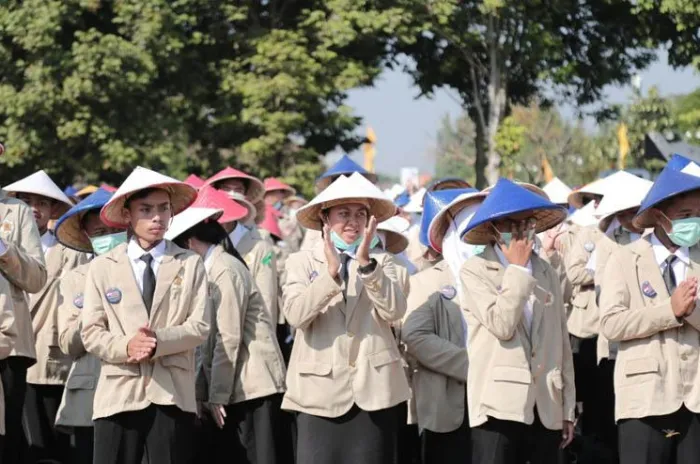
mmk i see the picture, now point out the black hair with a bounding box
[79,209,101,231]
[124,187,171,209]
[172,220,248,269]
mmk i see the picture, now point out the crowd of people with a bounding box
[0,148,699,464]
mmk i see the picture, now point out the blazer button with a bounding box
[349,360,356,368]
[681,353,688,361]
[531,351,536,358]
[347,331,355,338]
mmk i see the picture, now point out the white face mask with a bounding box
[289,208,298,220]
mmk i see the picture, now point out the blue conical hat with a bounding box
[667,153,693,172]
[633,165,700,228]
[425,188,485,252]
[420,189,475,249]
[462,178,567,245]
[394,191,410,208]
[316,154,378,191]
[425,177,471,193]
[55,188,114,252]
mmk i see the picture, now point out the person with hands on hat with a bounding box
[599,164,700,464]
[282,173,408,464]
[80,167,210,464]
[52,188,123,464]
[460,178,575,464]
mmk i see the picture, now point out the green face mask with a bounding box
[499,232,513,247]
[668,218,700,247]
[90,232,128,256]
[330,231,379,252]
[470,245,486,256]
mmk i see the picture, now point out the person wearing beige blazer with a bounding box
[166,207,289,464]
[460,179,576,464]
[0,186,47,464]
[402,188,485,464]
[0,273,17,457]
[599,165,700,464]
[81,168,210,464]
[53,188,123,464]
[2,169,79,463]
[283,173,408,464]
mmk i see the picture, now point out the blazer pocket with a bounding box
[297,362,332,376]
[66,374,95,390]
[102,363,140,377]
[161,353,192,371]
[492,366,532,384]
[623,357,659,377]
[369,349,400,369]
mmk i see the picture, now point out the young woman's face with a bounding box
[124,190,172,243]
[326,203,369,243]
[217,179,247,197]
[17,193,55,232]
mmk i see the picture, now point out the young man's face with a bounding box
[661,191,700,222]
[82,211,120,240]
[17,193,55,233]
[124,190,172,244]
[217,179,247,197]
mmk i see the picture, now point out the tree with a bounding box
[671,87,700,138]
[432,113,476,182]
[392,0,678,188]
[0,0,412,193]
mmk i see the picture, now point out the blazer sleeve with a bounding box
[283,253,342,330]
[208,268,246,405]
[460,261,536,341]
[81,266,131,364]
[0,279,16,359]
[599,253,682,342]
[359,255,407,323]
[152,259,211,359]
[58,272,86,358]
[402,296,468,381]
[0,204,47,293]
[564,232,595,287]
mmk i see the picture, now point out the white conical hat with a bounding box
[377,215,410,254]
[3,170,73,218]
[101,166,198,228]
[542,177,572,205]
[682,162,700,178]
[596,175,653,231]
[165,207,223,241]
[402,188,426,213]
[568,171,643,209]
[569,201,599,227]
[296,172,396,230]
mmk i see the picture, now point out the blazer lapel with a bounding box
[343,257,364,326]
[686,246,700,282]
[150,242,184,321]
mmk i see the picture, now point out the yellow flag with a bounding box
[618,123,630,169]
[541,154,555,183]
[363,127,376,173]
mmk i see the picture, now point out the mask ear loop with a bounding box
[490,223,506,247]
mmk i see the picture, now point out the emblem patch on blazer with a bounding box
[309,270,318,282]
[584,242,595,253]
[496,285,503,294]
[105,288,122,304]
[440,285,457,300]
[73,294,84,309]
[641,281,657,298]
[173,275,183,287]
[262,251,273,267]
[0,219,13,237]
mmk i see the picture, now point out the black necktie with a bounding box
[340,253,351,302]
[141,254,156,314]
[663,255,678,295]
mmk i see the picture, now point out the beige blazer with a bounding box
[197,246,286,406]
[405,225,432,273]
[237,227,279,329]
[55,263,101,429]
[599,237,700,421]
[402,261,467,433]
[282,243,410,417]
[81,241,210,420]
[27,243,88,384]
[0,274,17,435]
[300,228,322,251]
[0,191,47,361]
[564,225,603,338]
[460,245,576,430]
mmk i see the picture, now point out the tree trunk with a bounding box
[485,16,506,186]
[473,113,488,189]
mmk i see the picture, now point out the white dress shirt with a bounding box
[0,238,6,255]
[41,231,58,257]
[229,223,249,247]
[494,245,534,333]
[651,233,689,284]
[203,245,216,273]
[126,239,166,294]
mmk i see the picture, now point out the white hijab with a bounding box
[441,202,484,300]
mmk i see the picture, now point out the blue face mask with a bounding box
[273,201,283,211]
[90,232,128,256]
[668,218,700,247]
[330,231,379,251]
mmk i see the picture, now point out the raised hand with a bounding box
[356,215,378,267]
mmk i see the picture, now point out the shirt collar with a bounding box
[494,244,532,271]
[650,233,690,267]
[41,231,57,250]
[203,245,216,272]
[127,237,166,263]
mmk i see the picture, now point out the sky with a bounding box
[333,51,700,176]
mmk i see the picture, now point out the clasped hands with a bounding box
[126,325,157,363]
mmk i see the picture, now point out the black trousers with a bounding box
[72,426,94,464]
[0,357,30,464]
[296,404,401,464]
[422,414,471,464]
[23,383,72,463]
[471,414,562,464]
[618,406,700,464]
[93,404,194,464]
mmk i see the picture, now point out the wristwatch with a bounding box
[358,258,377,275]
